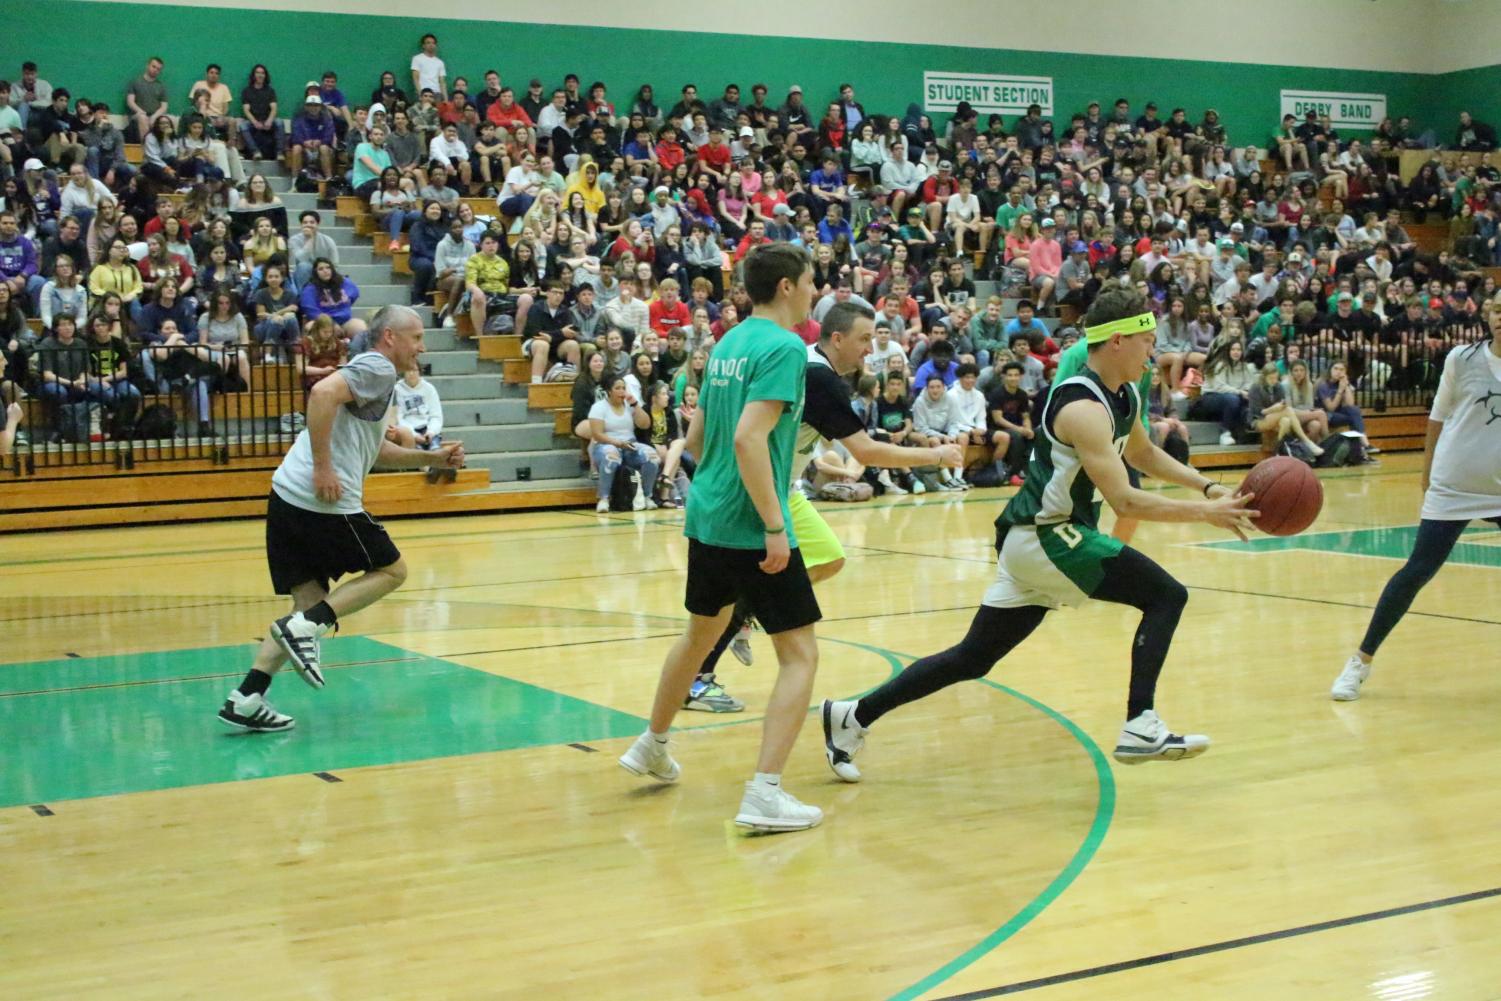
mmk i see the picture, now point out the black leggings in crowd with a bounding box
[854,545,1189,727]
[1360,517,1499,656]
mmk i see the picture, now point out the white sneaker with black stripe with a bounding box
[821,699,868,782]
[271,612,331,689]
[217,691,295,732]
[1113,710,1209,764]
[1330,654,1371,701]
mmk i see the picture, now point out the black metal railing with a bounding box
[8,344,307,473]
[1247,320,1490,412]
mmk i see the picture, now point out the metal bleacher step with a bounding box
[443,399,533,427]
[445,423,564,453]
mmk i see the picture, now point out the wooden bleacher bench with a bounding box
[335,195,365,220]
[553,408,574,435]
[477,335,521,361]
[502,358,530,383]
[527,382,571,409]
[124,143,143,166]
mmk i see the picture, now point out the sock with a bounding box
[752,772,780,791]
[649,729,669,743]
[237,669,272,697]
[303,601,338,628]
[850,699,870,730]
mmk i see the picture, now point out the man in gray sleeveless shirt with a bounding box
[218,305,465,732]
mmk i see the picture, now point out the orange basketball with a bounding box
[1237,456,1324,536]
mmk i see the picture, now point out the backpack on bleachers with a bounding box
[134,404,177,440]
[609,468,639,512]
[57,402,91,444]
[1316,431,1365,467]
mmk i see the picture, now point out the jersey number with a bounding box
[1054,524,1084,549]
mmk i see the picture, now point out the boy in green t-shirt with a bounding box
[619,243,828,834]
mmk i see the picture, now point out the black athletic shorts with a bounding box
[265,490,402,594]
[1126,463,1141,489]
[684,539,821,635]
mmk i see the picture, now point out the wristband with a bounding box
[1202,481,1216,497]
[764,524,786,535]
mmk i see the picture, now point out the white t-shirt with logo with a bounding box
[272,351,398,514]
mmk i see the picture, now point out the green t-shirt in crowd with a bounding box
[1049,338,1151,430]
[683,315,807,550]
[127,74,168,116]
[995,201,1025,231]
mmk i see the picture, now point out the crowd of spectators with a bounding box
[3,39,1499,472]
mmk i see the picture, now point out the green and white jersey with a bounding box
[997,367,1140,533]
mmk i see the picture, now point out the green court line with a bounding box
[1198,524,1501,568]
[837,645,1117,1001]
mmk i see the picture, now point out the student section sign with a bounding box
[1280,90,1387,130]
[924,72,1054,117]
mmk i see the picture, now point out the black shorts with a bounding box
[1126,463,1141,489]
[265,490,402,594]
[684,539,821,635]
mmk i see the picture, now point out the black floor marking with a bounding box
[29,804,54,816]
[929,884,1501,999]
[313,772,342,783]
[63,652,80,658]
[567,743,598,753]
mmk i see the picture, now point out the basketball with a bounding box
[1237,456,1324,536]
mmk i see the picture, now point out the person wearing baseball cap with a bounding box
[290,90,335,178]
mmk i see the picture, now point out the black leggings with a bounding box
[697,599,750,678]
[855,545,1189,726]
[1360,517,1497,656]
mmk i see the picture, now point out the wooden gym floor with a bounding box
[3,450,1500,1000]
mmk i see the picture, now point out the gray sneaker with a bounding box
[683,676,745,713]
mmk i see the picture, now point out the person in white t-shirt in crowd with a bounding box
[588,374,659,513]
[388,364,452,482]
[865,320,907,376]
[410,34,447,101]
[945,362,988,450]
[428,122,472,190]
[945,177,982,258]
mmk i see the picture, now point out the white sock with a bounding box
[752,772,781,791]
[649,729,669,743]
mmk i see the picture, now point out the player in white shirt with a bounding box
[1332,307,1501,700]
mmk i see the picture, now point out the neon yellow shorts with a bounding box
[791,491,844,569]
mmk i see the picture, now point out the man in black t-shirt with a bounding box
[985,361,1032,483]
[685,302,964,714]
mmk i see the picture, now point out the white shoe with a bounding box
[730,623,754,666]
[911,478,927,494]
[596,497,610,513]
[631,475,647,511]
[734,781,822,832]
[531,375,542,384]
[877,469,895,489]
[883,473,908,495]
[217,690,295,732]
[1331,654,1371,701]
[1113,710,1209,764]
[1218,431,1236,446]
[954,475,972,491]
[821,699,867,782]
[441,314,457,328]
[618,731,680,782]
[270,612,331,689]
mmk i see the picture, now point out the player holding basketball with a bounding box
[218,305,464,732]
[681,300,965,713]
[820,288,1256,780]
[618,244,832,832]
[1332,309,1501,700]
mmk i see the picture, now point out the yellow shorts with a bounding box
[791,491,844,569]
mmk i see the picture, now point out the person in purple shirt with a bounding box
[289,95,337,179]
[0,210,43,310]
[298,257,362,335]
[808,154,847,220]
[912,336,959,395]
[317,71,351,134]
